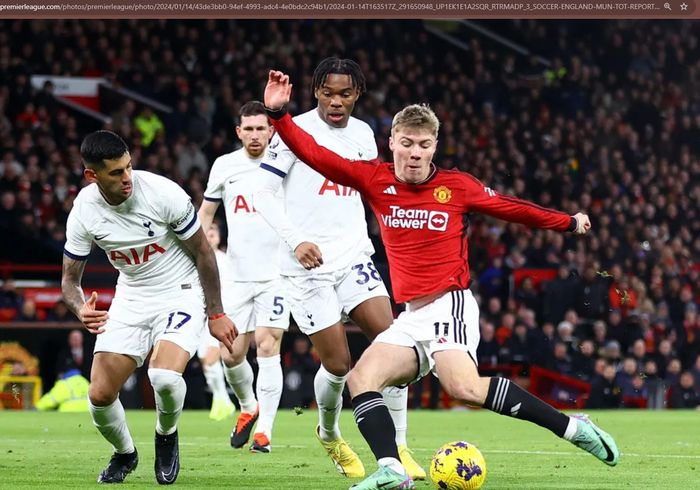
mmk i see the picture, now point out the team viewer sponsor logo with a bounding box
[380,205,449,231]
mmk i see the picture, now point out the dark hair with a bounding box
[80,130,128,169]
[311,57,366,96]
[239,100,266,118]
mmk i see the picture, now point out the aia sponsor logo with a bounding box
[318,179,358,197]
[110,243,166,265]
[233,195,256,213]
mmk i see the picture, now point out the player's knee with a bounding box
[220,347,246,367]
[221,354,247,368]
[347,367,379,395]
[324,359,350,377]
[148,368,182,395]
[443,380,481,404]
[88,383,118,407]
[255,335,280,357]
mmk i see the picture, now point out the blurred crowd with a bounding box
[0,19,698,408]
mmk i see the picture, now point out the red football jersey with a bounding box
[271,113,573,303]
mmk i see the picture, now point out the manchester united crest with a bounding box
[433,185,452,204]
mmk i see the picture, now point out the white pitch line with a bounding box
[3,440,699,460]
[186,443,700,460]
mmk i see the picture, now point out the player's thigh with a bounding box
[348,296,393,341]
[285,275,342,334]
[309,321,351,376]
[89,352,137,404]
[94,306,153,368]
[348,342,418,395]
[150,340,193,373]
[428,289,485,403]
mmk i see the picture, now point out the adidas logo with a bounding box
[383,185,397,195]
[510,402,521,417]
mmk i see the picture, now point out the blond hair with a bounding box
[391,104,440,137]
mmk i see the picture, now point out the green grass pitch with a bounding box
[1,409,698,488]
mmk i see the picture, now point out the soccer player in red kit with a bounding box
[263,70,619,490]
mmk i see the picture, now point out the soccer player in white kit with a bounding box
[199,101,290,453]
[196,222,236,422]
[61,130,236,485]
[254,58,424,479]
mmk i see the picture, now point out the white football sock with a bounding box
[255,355,283,438]
[383,385,408,446]
[563,416,579,440]
[203,361,230,402]
[224,360,257,414]
[314,365,346,442]
[89,398,135,454]
[378,457,407,475]
[148,368,186,436]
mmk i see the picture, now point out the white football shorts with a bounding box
[374,289,480,380]
[286,253,389,335]
[222,277,290,335]
[95,284,207,368]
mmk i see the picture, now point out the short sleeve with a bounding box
[64,207,92,260]
[203,157,224,202]
[365,127,379,160]
[162,180,201,240]
[260,133,296,179]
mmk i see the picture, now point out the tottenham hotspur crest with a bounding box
[433,185,452,204]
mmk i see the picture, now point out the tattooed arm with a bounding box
[61,254,108,334]
[181,226,237,352]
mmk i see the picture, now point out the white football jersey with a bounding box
[204,148,282,281]
[261,109,377,275]
[64,171,201,299]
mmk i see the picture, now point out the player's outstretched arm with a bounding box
[181,227,237,352]
[263,70,374,193]
[61,255,108,334]
[466,177,590,234]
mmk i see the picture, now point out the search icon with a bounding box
[664,2,672,9]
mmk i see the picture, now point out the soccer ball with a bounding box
[429,441,487,490]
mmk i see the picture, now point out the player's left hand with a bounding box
[572,212,591,234]
[264,70,292,110]
[208,315,237,353]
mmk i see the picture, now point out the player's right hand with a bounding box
[295,242,323,270]
[79,291,109,335]
[209,315,237,354]
[264,70,293,110]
